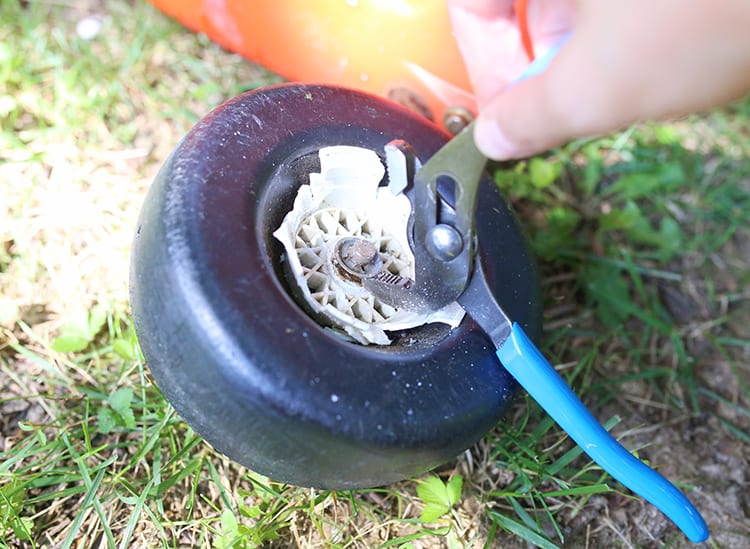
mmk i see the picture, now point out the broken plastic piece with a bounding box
[274,146,464,345]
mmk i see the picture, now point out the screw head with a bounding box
[335,237,383,278]
[426,224,463,261]
[443,106,474,135]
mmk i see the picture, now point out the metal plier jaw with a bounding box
[382,121,487,313]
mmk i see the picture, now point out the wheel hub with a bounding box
[273,145,465,345]
[130,84,541,489]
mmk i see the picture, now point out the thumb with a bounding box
[473,77,573,161]
[473,33,620,160]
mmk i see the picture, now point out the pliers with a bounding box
[374,51,709,544]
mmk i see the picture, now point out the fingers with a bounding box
[447,0,524,106]
[452,0,628,159]
[473,33,612,159]
[473,75,578,160]
[472,2,671,160]
[448,0,576,111]
[446,0,514,19]
[472,0,750,160]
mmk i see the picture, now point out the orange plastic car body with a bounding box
[148,0,477,130]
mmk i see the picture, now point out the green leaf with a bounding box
[604,162,685,200]
[109,387,133,415]
[112,338,136,360]
[652,124,680,146]
[87,305,108,339]
[97,407,118,434]
[18,421,47,444]
[599,200,641,232]
[119,406,136,429]
[417,475,463,522]
[11,516,34,541]
[528,157,561,188]
[51,335,90,353]
[60,309,91,338]
[417,476,449,506]
[109,388,136,429]
[420,502,450,523]
[628,216,683,260]
[584,264,632,327]
[532,207,582,259]
[657,217,682,247]
[494,162,548,202]
[97,388,136,432]
[215,508,241,549]
[240,504,262,519]
[0,480,26,522]
[445,475,463,506]
[220,508,238,535]
[51,305,109,353]
[581,143,603,194]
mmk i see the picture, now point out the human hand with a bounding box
[448,0,750,160]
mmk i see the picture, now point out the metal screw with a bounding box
[426,224,463,261]
[335,237,383,279]
[443,106,474,135]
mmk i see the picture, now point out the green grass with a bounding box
[2,0,749,547]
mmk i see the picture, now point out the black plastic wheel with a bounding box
[130,83,542,489]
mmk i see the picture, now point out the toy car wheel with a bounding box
[130,83,541,489]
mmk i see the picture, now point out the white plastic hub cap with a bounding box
[274,146,464,345]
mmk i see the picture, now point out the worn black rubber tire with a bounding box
[130,83,542,489]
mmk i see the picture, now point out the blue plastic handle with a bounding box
[497,322,709,543]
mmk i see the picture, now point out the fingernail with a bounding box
[474,115,517,160]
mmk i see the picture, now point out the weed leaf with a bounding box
[97,388,136,432]
[215,508,239,548]
[584,265,632,327]
[112,338,136,360]
[110,388,136,429]
[446,475,463,506]
[605,162,685,200]
[420,502,450,523]
[109,388,133,416]
[52,335,90,353]
[417,475,463,522]
[220,508,237,533]
[52,305,108,353]
[417,476,449,506]
[529,157,561,188]
[11,515,34,541]
[599,200,641,232]
[97,407,118,434]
